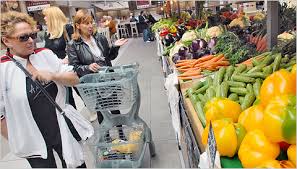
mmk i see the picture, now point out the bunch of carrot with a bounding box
[249,34,267,52]
[175,54,230,80]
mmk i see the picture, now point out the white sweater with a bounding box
[0,48,89,167]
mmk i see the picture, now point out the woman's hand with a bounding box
[32,70,54,83]
[88,63,100,72]
[114,38,128,47]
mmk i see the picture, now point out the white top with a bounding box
[83,36,105,61]
[0,48,91,167]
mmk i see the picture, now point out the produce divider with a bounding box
[154,2,296,167]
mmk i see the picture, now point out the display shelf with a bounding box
[179,94,200,168]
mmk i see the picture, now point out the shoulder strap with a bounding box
[6,55,64,114]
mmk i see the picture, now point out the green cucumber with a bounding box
[224,66,235,81]
[247,65,264,73]
[198,94,206,104]
[241,93,256,110]
[243,72,268,79]
[205,76,213,86]
[220,82,229,98]
[239,96,245,104]
[191,81,204,91]
[228,93,239,101]
[233,64,247,75]
[261,55,274,66]
[206,87,216,102]
[263,65,273,75]
[195,101,206,127]
[246,84,253,93]
[230,87,248,95]
[216,67,226,85]
[252,58,260,66]
[194,84,209,94]
[216,84,221,97]
[253,79,262,97]
[226,81,246,88]
[231,75,256,83]
[272,54,282,72]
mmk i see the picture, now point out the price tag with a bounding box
[207,121,217,168]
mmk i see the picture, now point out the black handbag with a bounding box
[7,55,82,141]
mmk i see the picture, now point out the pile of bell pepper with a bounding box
[200,68,296,168]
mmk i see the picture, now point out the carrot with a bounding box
[178,75,203,80]
[176,59,196,63]
[179,69,201,77]
[191,55,214,67]
[175,62,191,67]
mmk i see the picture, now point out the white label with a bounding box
[27,4,50,12]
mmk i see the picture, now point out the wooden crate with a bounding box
[181,87,206,153]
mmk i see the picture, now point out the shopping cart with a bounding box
[76,63,156,168]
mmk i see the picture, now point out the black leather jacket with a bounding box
[44,24,73,59]
[67,33,120,77]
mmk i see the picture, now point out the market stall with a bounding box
[154,1,296,168]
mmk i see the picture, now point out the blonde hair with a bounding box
[42,6,67,39]
[1,11,36,46]
[72,9,94,40]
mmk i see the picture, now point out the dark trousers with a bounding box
[26,143,86,168]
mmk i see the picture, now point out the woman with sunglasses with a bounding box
[42,6,78,110]
[0,11,87,168]
[68,9,127,126]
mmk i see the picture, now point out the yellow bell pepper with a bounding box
[260,69,296,107]
[287,145,296,166]
[238,129,280,168]
[238,104,264,132]
[204,98,241,124]
[263,95,296,144]
[202,119,245,157]
[258,160,295,168]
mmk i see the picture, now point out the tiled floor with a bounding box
[0,38,182,168]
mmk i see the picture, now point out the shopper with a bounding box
[67,9,128,125]
[42,6,77,109]
[105,16,117,36]
[146,11,157,25]
[0,11,86,168]
[129,12,138,22]
[138,11,153,42]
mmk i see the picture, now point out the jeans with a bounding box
[143,28,152,42]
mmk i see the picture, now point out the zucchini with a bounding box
[191,81,204,91]
[261,55,274,66]
[241,93,256,110]
[224,66,235,81]
[253,79,262,97]
[239,96,245,105]
[195,101,206,127]
[244,72,268,79]
[272,54,282,72]
[263,65,273,75]
[233,64,247,75]
[231,75,256,83]
[246,84,253,93]
[216,84,221,97]
[220,82,229,98]
[230,87,248,95]
[216,67,226,85]
[205,76,213,86]
[228,93,239,101]
[247,65,264,73]
[197,94,206,105]
[226,81,246,88]
[206,87,216,102]
[194,84,209,94]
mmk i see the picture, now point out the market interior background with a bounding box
[1,0,297,168]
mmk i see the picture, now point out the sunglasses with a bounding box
[9,32,37,42]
